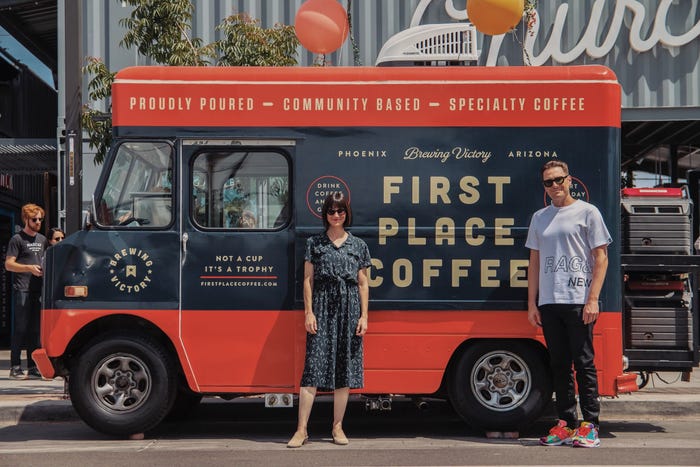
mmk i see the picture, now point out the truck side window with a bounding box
[191,151,289,230]
[95,141,174,228]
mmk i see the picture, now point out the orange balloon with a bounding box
[467,0,525,35]
[295,0,349,54]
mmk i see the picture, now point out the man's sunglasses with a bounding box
[542,176,568,188]
[327,208,347,215]
[31,217,44,223]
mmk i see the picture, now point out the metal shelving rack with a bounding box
[621,254,700,371]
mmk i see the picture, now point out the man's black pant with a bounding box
[539,303,600,428]
[10,290,41,368]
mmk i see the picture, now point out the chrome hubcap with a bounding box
[470,350,531,412]
[91,353,152,413]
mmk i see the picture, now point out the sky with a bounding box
[0,25,54,88]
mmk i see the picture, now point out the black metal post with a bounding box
[669,144,679,184]
[64,0,83,234]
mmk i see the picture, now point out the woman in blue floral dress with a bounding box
[287,192,371,448]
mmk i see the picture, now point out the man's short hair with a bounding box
[541,160,569,176]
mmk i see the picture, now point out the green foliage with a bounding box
[522,0,538,65]
[525,0,538,33]
[81,107,112,166]
[81,57,115,165]
[83,0,301,164]
[119,0,214,66]
[84,56,116,101]
[215,14,299,66]
[347,0,362,65]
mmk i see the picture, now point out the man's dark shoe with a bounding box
[26,367,45,380]
[9,366,26,380]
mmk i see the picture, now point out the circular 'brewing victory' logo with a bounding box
[109,247,154,293]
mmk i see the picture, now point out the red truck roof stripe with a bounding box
[112,66,621,128]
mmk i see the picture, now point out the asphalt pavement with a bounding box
[1,349,700,427]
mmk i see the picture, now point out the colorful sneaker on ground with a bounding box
[573,421,600,448]
[539,419,574,446]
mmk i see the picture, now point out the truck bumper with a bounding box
[31,348,56,379]
[616,372,639,394]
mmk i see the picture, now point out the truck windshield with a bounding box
[95,141,174,228]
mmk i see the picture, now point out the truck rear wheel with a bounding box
[447,340,551,431]
[69,334,176,436]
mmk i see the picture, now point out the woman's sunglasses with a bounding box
[327,208,347,215]
[52,236,64,242]
[542,176,568,188]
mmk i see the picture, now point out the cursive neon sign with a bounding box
[411,0,700,66]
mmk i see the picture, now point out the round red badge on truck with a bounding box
[306,175,351,218]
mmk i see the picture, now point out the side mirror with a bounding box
[83,196,96,231]
[82,209,92,231]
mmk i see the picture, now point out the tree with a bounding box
[216,14,298,67]
[82,0,299,164]
[81,57,116,165]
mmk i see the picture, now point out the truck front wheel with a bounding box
[69,334,176,436]
[447,340,552,432]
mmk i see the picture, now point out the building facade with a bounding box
[0,49,57,347]
[70,0,699,196]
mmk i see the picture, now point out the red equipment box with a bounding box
[622,187,684,198]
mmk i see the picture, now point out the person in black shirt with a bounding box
[5,203,47,380]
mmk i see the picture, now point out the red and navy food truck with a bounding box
[33,65,637,436]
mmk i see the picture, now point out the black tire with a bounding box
[447,340,552,431]
[69,333,177,436]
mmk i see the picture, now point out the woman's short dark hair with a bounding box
[321,192,351,229]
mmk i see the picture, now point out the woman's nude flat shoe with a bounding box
[287,431,308,448]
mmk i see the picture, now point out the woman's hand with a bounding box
[357,266,369,336]
[302,262,316,334]
[356,315,368,336]
[305,312,317,334]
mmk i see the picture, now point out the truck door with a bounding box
[178,139,296,390]
[89,140,179,307]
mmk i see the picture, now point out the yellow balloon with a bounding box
[467,0,525,35]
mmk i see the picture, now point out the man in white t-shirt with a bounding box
[526,161,611,448]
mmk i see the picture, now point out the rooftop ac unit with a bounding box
[376,23,479,67]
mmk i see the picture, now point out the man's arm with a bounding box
[5,256,43,277]
[583,244,608,324]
